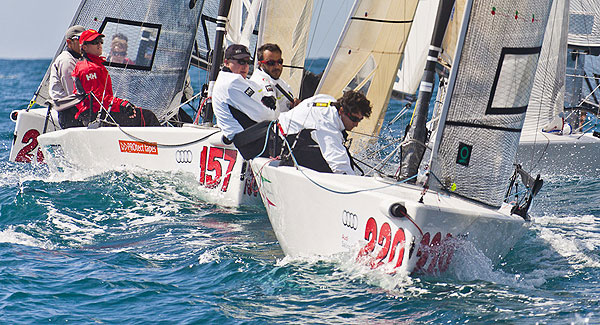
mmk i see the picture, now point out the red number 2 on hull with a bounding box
[358,217,405,269]
[199,146,237,192]
[15,129,44,163]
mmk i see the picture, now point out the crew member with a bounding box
[72,29,160,126]
[250,43,300,113]
[278,90,372,175]
[212,44,278,144]
[49,25,85,129]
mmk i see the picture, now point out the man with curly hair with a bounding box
[277,90,372,175]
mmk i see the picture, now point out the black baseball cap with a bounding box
[224,44,252,60]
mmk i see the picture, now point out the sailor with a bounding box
[49,25,86,129]
[72,29,160,127]
[278,90,372,175]
[212,44,278,145]
[250,43,300,113]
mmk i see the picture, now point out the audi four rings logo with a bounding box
[341,210,358,230]
[175,150,193,163]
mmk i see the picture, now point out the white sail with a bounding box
[430,0,552,207]
[523,0,569,135]
[316,0,419,150]
[568,0,600,49]
[226,0,262,47]
[257,0,313,96]
[393,0,440,97]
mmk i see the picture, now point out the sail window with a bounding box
[569,14,594,35]
[486,47,541,115]
[345,55,376,94]
[98,18,161,71]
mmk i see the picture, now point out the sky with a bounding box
[0,0,354,60]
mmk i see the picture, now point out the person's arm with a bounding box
[311,116,355,175]
[73,63,124,113]
[49,56,77,102]
[228,78,278,122]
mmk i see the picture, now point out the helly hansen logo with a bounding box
[85,73,97,81]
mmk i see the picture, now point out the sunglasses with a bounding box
[69,36,79,41]
[345,112,363,123]
[112,51,127,56]
[86,38,103,45]
[260,59,284,66]
[235,59,251,65]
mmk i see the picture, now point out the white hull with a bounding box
[251,158,527,275]
[9,108,59,163]
[36,125,262,208]
[517,131,600,176]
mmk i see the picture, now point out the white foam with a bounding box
[0,226,55,249]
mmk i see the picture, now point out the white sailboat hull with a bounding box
[37,125,263,208]
[251,158,527,275]
[517,131,600,176]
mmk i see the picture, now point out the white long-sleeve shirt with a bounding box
[212,69,278,140]
[250,68,295,113]
[278,94,354,175]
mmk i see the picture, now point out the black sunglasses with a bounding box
[260,59,284,66]
[235,59,251,65]
[86,38,103,45]
[345,112,363,123]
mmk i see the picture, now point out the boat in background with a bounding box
[517,0,600,176]
[8,0,313,208]
[252,0,548,274]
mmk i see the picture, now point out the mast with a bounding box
[201,0,233,125]
[399,0,456,181]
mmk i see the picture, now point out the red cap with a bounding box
[79,29,104,46]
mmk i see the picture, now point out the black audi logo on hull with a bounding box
[176,150,193,163]
[342,210,358,230]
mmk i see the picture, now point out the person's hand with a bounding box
[290,98,301,109]
[120,101,137,118]
[261,96,277,110]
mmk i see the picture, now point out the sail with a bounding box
[257,0,313,95]
[33,0,203,122]
[429,0,552,207]
[523,0,569,134]
[316,0,419,150]
[227,0,262,47]
[393,0,440,97]
[439,0,467,66]
[568,0,600,50]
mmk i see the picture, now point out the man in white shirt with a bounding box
[49,25,85,129]
[278,90,372,175]
[212,44,278,143]
[250,43,300,113]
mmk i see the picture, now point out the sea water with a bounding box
[0,58,599,323]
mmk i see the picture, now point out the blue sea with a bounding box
[1,58,599,324]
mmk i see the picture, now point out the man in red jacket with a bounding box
[72,29,159,126]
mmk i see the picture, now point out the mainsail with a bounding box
[522,0,569,134]
[33,0,203,122]
[316,0,419,150]
[568,0,600,51]
[429,0,552,207]
[257,0,314,95]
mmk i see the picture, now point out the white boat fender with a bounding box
[10,110,19,122]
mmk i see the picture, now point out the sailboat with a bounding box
[7,0,312,208]
[517,0,600,176]
[250,0,549,274]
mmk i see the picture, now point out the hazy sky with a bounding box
[0,0,353,59]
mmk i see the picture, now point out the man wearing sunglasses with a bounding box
[277,90,371,175]
[49,25,86,129]
[72,29,159,127]
[250,43,300,113]
[212,44,278,144]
